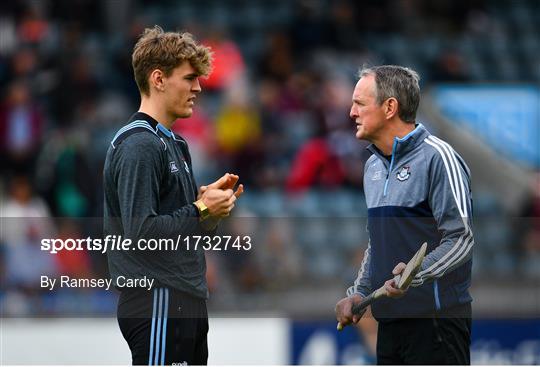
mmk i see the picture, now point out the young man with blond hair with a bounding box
[104,26,242,365]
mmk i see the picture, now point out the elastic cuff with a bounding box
[346,285,368,298]
[351,291,367,298]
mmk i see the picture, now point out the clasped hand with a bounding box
[199,173,244,219]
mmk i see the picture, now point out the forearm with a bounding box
[347,244,372,298]
[411,223,473,287]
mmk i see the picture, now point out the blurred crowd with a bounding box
[1,0,539,316]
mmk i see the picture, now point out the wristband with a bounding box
[193,199,210,220]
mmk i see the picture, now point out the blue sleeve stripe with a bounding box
[160,288,169,365]
[148,288,158,365]
[433,280,441,310]
[112,120,152,140]
[111,120,159,148]
[153,288,163,365]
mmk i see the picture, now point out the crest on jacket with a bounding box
[397,166,410,181]
[169,161,179,173]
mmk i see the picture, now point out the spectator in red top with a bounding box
[286,119,346,193]
[201,28,245,92]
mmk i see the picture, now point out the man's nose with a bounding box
[192,79,201,92]
[350,106,357,119]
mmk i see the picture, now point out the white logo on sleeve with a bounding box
[397,166,411,181]
[372,170,382,181]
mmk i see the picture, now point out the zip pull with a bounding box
[383,139,398,197]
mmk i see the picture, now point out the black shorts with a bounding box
[117,287,208,365]
[376,303,472,365]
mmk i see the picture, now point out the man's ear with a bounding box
[385,97,399,120]
[149,69,165,92]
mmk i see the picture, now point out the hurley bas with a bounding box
[40,275,155,291]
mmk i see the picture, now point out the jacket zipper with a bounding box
[383,139,398,197]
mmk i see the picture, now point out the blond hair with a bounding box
[132,26,213,96]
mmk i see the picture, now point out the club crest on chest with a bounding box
[169,161,179,173]
[397,165,411,181]
[169,160,190,174]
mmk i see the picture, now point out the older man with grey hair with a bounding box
[335,65,473,364]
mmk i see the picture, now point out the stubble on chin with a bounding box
[355,127,366,141]
[176,107,193,119]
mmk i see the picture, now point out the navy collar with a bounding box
[129,112,181,140]
[368,123,430,158]
[129,112,159,129]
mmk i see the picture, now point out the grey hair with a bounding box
[358,65,420,123]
